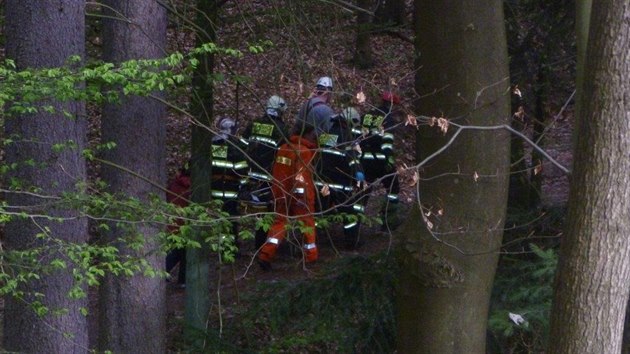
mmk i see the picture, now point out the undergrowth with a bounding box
[198,253,398,353]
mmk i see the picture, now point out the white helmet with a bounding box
[266,95,287,117]
[316,76,333,91]
[213,117,236,142]
[341,107,361,127]
[218,117,236,133]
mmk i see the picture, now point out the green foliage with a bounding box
[0,39,271,317]
[0,41,245,117]
[203,254,398,353]
[488,243,557,352]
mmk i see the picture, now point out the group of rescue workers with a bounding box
[166,76,402,281]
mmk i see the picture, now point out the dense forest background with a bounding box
[1,0,628,353]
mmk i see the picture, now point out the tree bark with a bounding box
[98,1,167,353]
[3,1,88,352]
[396,1,510,352]
[374,0,406,27]
[184,0,218,343]
[353,0,374,69]
[548,1,630,353]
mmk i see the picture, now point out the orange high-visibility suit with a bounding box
[259,135,319,263]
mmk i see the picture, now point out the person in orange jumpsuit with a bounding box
[257,131,319,270]
[258,78,335,270]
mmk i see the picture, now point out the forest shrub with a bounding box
[204,254,398,353]
[488,243,557,353]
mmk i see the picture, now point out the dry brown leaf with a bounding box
[534,162,543,175]
[514,106,525,121]
[437,117,449,134]
[411,171,420,186]
[405,114,418,128]
[356,91,366,104]
[320,184,330,196]
[513,85,522,98]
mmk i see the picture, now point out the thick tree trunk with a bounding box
[548,1,630,353]
[3,1,88,352]
[374,0,406,27]
[184,0,218,343]
[397,1,510,353]
[98,1,167,353]
[353,0,374,69]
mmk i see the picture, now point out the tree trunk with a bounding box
[3,1,88,352]
[397,1,510,353]
[353,0,374,69]
[374,0,406,27]
[548,1,630,353]
[98,1,167,353]
[184,0,218,344]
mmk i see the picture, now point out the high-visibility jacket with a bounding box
[357,105,400,204]
[317,116,363,189]
[240,114,288,182]
[259,135,319,263]
[357,105,396,173]
[210,137,249,201]
[316,117,366,247]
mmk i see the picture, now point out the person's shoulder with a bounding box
[311,102,333,114]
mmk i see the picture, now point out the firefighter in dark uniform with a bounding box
[357,91,402,230]
[240,95,289,249]
[211,117,249,250]
[316,107,366,249]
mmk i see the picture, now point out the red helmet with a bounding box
[381,91,401,105]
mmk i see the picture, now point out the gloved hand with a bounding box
[355,171,365,182]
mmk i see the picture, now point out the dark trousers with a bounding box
[320,187,367,249]
[165,248,186,284]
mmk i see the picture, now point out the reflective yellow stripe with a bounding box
[293,188,305,194]
[267,237,280,245]
[276,156,292,166]
[213,160,234,168]
[361,153,375,160]
[344,222,358,229]
[234,161,249,170]
[252,135,278,146]
[353,204,365,212]
[381,143,394,151]
[304,243,316,250]
[248,171,271,181]
[387,194,399,201]
[211,190,238,198]
[322,148,345,156]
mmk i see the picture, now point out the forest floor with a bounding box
[163,188,411,351]
[1,1,575,351]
